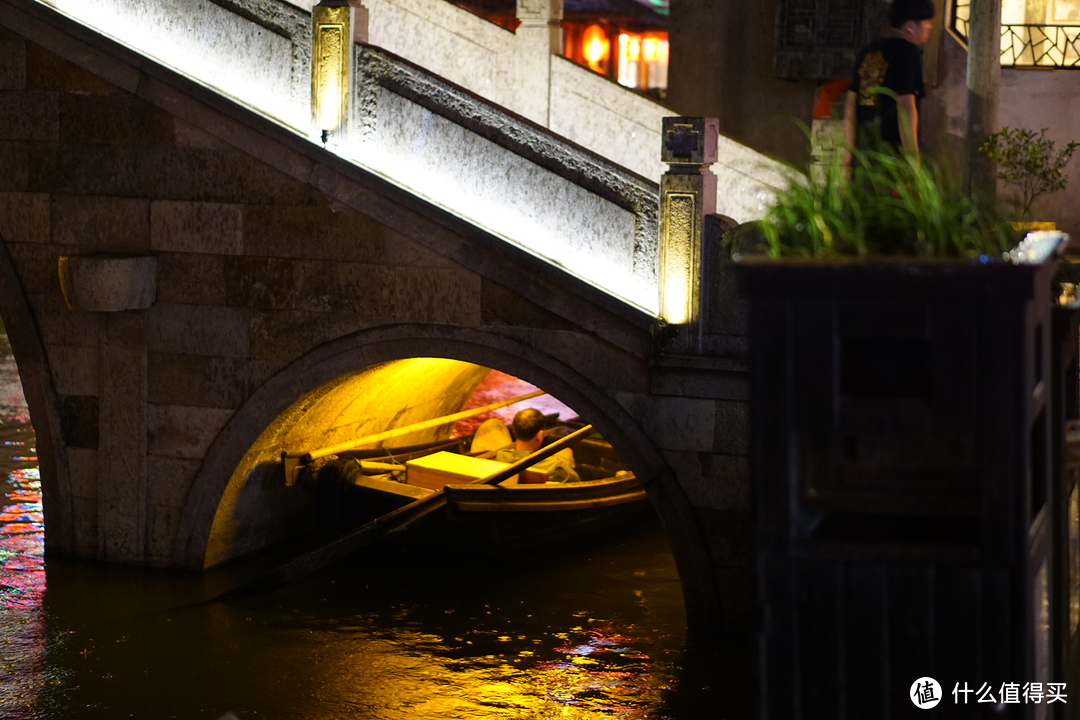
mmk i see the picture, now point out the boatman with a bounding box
[496,408,581,483]
[843,0,936,166]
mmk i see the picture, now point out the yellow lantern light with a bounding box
[581,25,610,69]
[312,3,354,138]
[627,36,641,63]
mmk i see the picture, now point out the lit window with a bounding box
[952,0,1080,68]
[616,32,668,90]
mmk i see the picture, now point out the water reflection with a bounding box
[199,528,690,720]
[19,520,689,719]
[0,344,47,719]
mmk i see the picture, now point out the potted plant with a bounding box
[980,126,1078,223]
[737,147,1067,716]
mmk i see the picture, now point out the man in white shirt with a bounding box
[495,408,581,483]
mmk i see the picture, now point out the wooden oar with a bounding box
[385,424,594,536]
[214,425,594,600]
[282,389,546,484]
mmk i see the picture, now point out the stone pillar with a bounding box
[97,313,149,562]
[59,254,157,563]
[514,0,562,126]
[964,0,1001,199]
[658,117,718,354]
[312,0,359,145]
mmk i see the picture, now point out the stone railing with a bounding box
[349,44,661,311]
[35,0,789,313]
[39,0,313,126]
[38,0,785,224]
[34,0,663,311]
[357,0,785,221]
[362,0,518,112]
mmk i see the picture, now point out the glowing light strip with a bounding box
[32,0,656,314]
[355,141,656,313]
[41,0,304,129]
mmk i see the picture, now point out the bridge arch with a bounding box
[0,239,72,554]
[176,323,720,625]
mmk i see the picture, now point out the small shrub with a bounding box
[760,146,1016,258]
[979,127,1078,218]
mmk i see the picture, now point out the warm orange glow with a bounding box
[616,33,639,88]
[642,37,657,62]
[581,25,609,67]
[570,25,668,90]
[208,357,492,564]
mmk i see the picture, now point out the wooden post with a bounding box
[658,116,718,354]
[964,0,1002,199]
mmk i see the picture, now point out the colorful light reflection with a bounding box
[526,620,672,717]
[0,421,48,720]
[362,616,677,719]
[0,465,44,607]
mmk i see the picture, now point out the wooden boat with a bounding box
[440,472,648,555]
[285,395,650,555]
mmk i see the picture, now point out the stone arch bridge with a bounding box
[0,0,751,632]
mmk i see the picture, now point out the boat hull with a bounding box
[437,475,650,555]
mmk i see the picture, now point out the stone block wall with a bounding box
[0,27,500,565]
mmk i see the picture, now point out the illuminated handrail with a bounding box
[951,1,1080,69]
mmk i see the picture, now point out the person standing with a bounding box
[843,0,936,166]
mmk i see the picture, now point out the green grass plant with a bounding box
[760,145,1017,259]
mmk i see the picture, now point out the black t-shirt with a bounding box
[850,37,926,150]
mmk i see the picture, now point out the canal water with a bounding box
[0,347,749,720]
